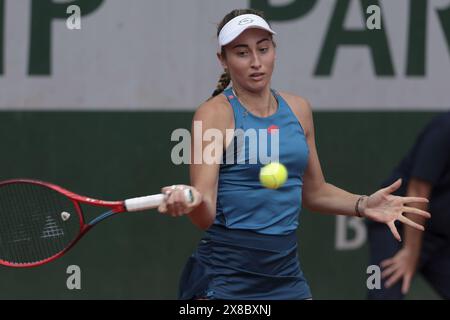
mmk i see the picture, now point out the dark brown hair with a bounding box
[210,9,273,98]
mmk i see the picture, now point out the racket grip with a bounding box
[124,189,194,212]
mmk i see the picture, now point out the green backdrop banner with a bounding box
[1,0,450,110]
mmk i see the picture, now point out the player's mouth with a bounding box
[249,73,265,81]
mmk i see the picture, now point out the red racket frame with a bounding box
[0,179,127,268]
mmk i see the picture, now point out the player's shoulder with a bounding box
[277,91,313,115]
[277,90,314,131]
[193,93,233,127]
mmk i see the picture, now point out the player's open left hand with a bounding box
[158,185,202,217]
[362,178,431,241]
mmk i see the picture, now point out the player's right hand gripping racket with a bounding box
[0,179,193,268]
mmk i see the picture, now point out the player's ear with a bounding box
[217,51,228,70]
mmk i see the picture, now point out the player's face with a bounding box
[220,28,276,93]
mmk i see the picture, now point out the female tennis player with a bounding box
[157,9,431,300]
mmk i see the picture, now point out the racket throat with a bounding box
[88,210,117,227]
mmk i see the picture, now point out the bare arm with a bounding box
[158,96,233,230]
[282,93,430,240]
[284,94,363,217]
[187,121,219,229]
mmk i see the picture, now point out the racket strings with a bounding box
[0,183,81,265]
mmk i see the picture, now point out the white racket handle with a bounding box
[124,189,194,212]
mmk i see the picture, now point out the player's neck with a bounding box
[231,86,277,118]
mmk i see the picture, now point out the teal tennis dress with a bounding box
[179,88,312,299]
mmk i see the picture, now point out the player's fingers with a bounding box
[173,194,188,216]
[171,209,183,218]
[175,189,189,205]
[166,191,176,206]
[174,202,185,217]
[161,186,170,193]
[158,201,167,214]
[160,186,191,216]
[165,192,177,213]
[168,201,182,216]
[388,222,402,242]
[398,215,425,231]
[163,186,201,214]
[161,185,176,195]
[402,197,429,205]
[175,211,185,217]
[173,190,191,215]
[168,208,177,217]
[168,186,194,205]
[383,178,402,194]
[402,206,431,218]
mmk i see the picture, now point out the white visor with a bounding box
[218,14,276,48]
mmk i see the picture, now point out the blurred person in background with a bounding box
[368,111,450,299]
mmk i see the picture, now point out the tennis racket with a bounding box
[0,179,193,268]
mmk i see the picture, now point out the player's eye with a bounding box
[259,47,269,53]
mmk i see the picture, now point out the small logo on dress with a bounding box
[268,125,279,134]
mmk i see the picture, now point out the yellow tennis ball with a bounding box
[259,162,288,189]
